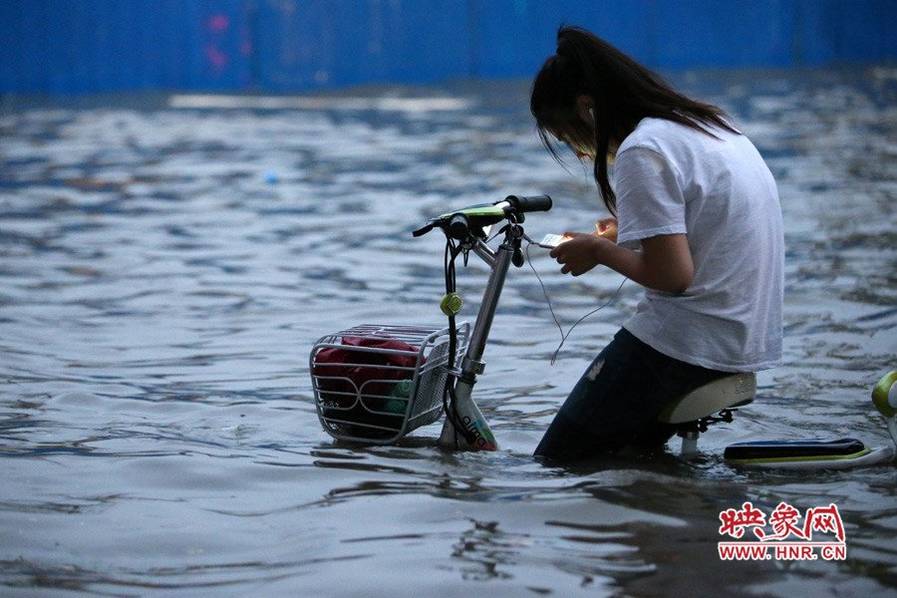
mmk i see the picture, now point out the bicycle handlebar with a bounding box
[412,194,553,238]
[503,194,552,214]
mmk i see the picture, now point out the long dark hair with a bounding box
[530,26,737,215]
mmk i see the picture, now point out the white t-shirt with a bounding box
[613,117,784,372]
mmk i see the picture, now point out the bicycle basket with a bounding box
[310,323,470,444]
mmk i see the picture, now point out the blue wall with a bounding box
[2,0,896,94]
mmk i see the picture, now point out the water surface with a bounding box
[1,68,896,596]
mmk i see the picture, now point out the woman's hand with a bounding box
[549,232,613,277]
[595,217,618,242]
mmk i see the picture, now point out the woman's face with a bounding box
[562,96,598,160]
[556,132,616,163]
[540,95,616,162]
[570,98,620,161]
[570,141,596,161]
[557,131,596,161]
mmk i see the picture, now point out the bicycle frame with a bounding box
[437,224,525,451]
[405,194,552,450]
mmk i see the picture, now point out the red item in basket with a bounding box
[313,336,424,399]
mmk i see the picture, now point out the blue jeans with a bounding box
[534,328,730,462]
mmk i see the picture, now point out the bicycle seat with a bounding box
[658,373,756,424]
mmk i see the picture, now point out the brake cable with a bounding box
[442,236,476,446]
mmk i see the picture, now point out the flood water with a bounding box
[1,68,896,596]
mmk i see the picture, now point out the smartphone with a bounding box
[537,233,571,249]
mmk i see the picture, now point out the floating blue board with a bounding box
[725,438,895,469]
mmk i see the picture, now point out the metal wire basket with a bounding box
[310,323,470,444]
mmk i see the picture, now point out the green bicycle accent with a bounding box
[438,204,506,219]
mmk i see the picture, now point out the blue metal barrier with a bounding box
[1,0,895,94]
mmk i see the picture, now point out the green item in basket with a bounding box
[384,379,414,414]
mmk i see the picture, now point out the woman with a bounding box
[531,26,784,461]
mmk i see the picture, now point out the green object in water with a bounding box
[392,379,414,398]
[872,370,897,417]
[384,379,414,414]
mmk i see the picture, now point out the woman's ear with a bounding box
[575,95,594,125]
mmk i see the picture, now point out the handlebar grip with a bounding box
[412,222,435,237]
[505,194,552,213]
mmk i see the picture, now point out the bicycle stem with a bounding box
[439,228,521,450]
